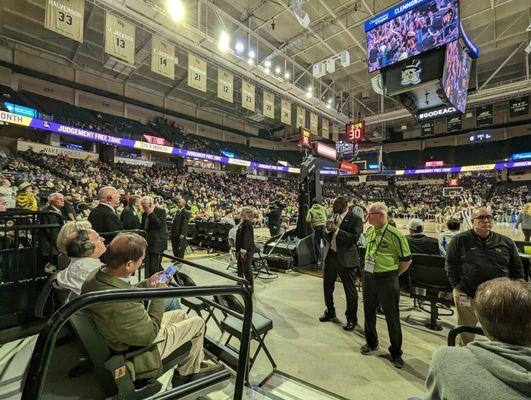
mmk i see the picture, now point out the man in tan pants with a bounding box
[82,233,222,381]
[445,207,524,346]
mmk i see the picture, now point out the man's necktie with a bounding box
[331,214,339,252]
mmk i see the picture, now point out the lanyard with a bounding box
[368,225,388,259]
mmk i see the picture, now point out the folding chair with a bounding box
[216,294,276,375]
[252,246,278,280]
[174,272,222,331]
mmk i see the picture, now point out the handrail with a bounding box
[22,285,253,400]
[161,252,249,288]
[447,326,484,346]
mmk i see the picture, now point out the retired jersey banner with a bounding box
[104,12,135,64]
[322,118,329,139]
[217,69,233,103]
[332,124,339,141]
[310,112,318,134]
[188,53,207,92]
[296,106,306,128]
[151,36,175,79]
[263,91,275,119]
[44,0,85,43]
[281,100,291,125]
[242,81,255,112]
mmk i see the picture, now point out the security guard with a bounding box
[361,202,412,369]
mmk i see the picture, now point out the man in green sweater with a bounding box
[306,198,328,263]
[81,232,221,382]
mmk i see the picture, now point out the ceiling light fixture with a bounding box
[218,31,230,53]
[167,0,185,22]
[235,42,245,53]
[248,50,256,59]
[264,60,271,68]
[248,58,254,65]
[264,67,270,74]
[284,72,290,79]
[275,66,281,74]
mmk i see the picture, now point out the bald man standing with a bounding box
[445,207,524,346]
[88,186,124,234]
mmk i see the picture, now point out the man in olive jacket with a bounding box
[306,198,328,262]
[81,233,221,381]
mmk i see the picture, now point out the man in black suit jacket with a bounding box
[121,195,142,230]
[141,196,168,276]
[266,202,282,237]
[88,187,124,234]
[320,196,363,331]
[406,219,440,255]
[171,198,190,259]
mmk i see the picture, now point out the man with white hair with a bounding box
[39,192,66,267]
[88,186,124,234]
[141,196,168,276]
[361,202,412,369]
[0,178,15,209]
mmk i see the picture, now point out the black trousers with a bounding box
[323,251,358,323]
[362,270,402,357]
[147,252,162,277]
[171,238,187,259]
[313,225,325,260]
[523,229,531,242]
[269,225,280,237]
[237,251,254,293]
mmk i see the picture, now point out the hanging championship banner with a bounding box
[281,100,291,125]
[509,96,529,118]
[475,104,493,128]
[310,112,318,134]
[188,53,207,92]
[104,12,135,65]
[322,118,329,139]
[263,91,275,119]
[151,36,175,80]
[447,114,462,133]
[242,81,255,112]
[296,106,305,128]
[44,0,85,43]
[332,124,339,141]
[217,69,233,103]
[420,120,435,136]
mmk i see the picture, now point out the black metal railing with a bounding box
[22,285,253,400]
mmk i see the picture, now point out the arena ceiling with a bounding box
[0,0,530,136]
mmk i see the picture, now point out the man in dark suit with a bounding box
[171,198,190,259]
[141,196,168,276]
[406,219,440,255]
[320,196,363,331]
[39,192,65,266]
[121,195,142,230]
[266,202,282,237]
[88,187,124,234]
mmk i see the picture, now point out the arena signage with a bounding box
[420,120,435,136]
[417,106,457,120]
[509,96,529,118]
[446,114,462,133]
[315,142,337,160]
[475,104,493,127]
[364,0,429,31]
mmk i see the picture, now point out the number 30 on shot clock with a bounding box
[346,120,365,142]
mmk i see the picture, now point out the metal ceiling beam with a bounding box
[479,42,525,90]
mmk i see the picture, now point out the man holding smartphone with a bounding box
[82,233,222,382]
[319,196,363,331]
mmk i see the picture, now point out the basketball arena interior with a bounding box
[0,0,530,399]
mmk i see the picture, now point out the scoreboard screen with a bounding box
[346,121,365,142]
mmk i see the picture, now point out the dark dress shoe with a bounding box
[319,312,336,322]
[343,321,357,331]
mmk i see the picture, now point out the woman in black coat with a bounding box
[235,207,256,293]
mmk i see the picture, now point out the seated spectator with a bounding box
[406,219,439,255]
[437,218,461,256]
[55,228,106,299]
[424,278,531,400]
[81,233,222,382]
[220,210,235,226]
[16,181,37,211]
[0,178,15,208]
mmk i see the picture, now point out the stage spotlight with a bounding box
[275,66,281,74]
[235,42,245,53]
[264,60,271,68]
[218,31,230,53]
[167,0,185,22]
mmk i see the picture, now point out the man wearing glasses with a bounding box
[361,202,411,369]
[446,207,524,346]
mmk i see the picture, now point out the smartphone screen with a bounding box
[156,265,177,284]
